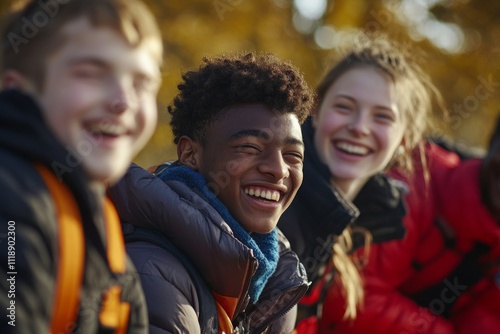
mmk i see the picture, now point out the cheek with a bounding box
[45,90,100,133]
[314,114,343,156]
[136,100,158,138]
[378,126,404,154]
[291,167,304,191]
[314,113,336,143]
[226,159,245,176]
[39,90,79,140]
[316,112,339,133]
[143,104,158,134]
[207,171,237,201]
[58,77,103,105]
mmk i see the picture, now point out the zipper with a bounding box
[233,255,257,318]
[250,249,310,333]
[251,284,309,333]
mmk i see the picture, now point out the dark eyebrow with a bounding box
[230,129,304,147]
[230,129,270,141]
[285,137,304,148]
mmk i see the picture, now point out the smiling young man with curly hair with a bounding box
[109,52,314,333]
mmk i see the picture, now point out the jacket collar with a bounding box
[156,164,279,304]
[296,117,359,234]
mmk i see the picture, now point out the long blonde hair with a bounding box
[332,226,372,319]
[320,31,443,319]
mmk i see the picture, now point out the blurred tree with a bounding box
[0,0,498,167]
[425,0,500,147]
[291,0,500,148]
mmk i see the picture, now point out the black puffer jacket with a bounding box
[109,163,309,334]
[277,118,359,286]
[0,90,148,333]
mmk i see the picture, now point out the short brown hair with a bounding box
[1,0,162,88]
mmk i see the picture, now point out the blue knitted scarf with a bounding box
[157,165,279,303]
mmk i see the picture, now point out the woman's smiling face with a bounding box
[313,66,406,197]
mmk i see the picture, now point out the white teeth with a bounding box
[244,188,280,202]
[336,142,368,155]
[88,123,125,136]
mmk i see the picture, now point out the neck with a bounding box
[89,181,106,198]
[332,177,368,202]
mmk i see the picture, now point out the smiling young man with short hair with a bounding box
[0,0,162,332]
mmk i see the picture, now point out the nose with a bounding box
[348,112,370,136]
[258,150,290,181]
[109,79,137,114]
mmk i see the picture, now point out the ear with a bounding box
[177,136,202,170]
[1,69,31,90]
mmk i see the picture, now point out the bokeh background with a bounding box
[2,0,499,168]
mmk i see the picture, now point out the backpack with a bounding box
[124,226,219,334]
[36,164,130,333]
[409,220,491,317]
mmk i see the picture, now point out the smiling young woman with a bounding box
[278,31,447,333]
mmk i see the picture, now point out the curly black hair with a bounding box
[168,52,314,145]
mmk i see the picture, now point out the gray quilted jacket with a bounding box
[109,164,309,334]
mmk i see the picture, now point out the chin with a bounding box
[84,163,126,186]
[253,223,277,235]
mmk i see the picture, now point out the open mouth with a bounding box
[84,121,128,142]
[244,186,281,202]
[335,141,370,156]
[88,122,125,135]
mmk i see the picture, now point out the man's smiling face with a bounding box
[29,18,160,184]
[196,104,304,234]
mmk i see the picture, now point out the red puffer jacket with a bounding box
[318,143,500,334]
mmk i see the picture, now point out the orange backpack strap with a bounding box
[35,164,85,334]
[37,164,130,333]
[98,198,130,334]
[103,198,126,274]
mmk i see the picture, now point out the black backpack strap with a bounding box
[124,226,218,334]
[409,242,490,318]
[411,218,457,271]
